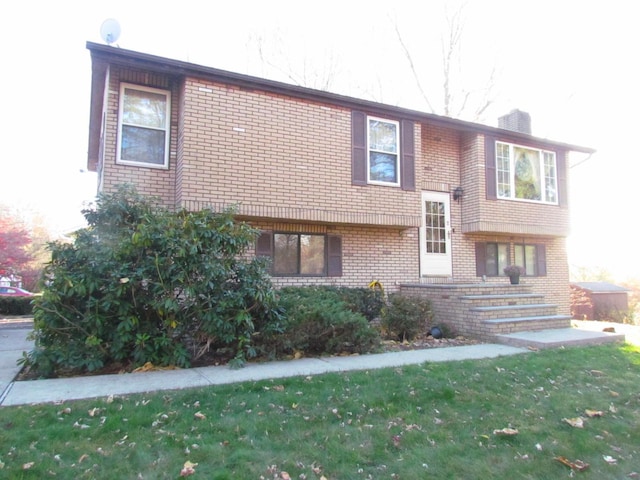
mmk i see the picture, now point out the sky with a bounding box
[1,0,638,280]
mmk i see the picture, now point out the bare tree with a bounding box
[395,4,496,121]
[251,31,340,92]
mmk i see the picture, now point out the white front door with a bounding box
[420,191,453,276]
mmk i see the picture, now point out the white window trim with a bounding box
[367,116,401,187]
[495,141,558,205]
[116,83,171,169]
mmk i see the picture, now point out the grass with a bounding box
[1,344,640,479]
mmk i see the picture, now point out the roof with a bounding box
[572,282,630,293]
[86,41,596,171]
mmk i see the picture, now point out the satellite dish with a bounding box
[100,18,121,45]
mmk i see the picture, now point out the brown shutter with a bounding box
[556,150,568,208]
[535,243,547,276]
[475,242,487,276]
[400,120,415,191]
[485,136,497,200]
[256,231,273,258]
[327,235,343,276]
[351,111,367,186]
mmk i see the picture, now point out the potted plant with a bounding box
[503,265,525,284]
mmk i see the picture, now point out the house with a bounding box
[571,282,630,321]
[85,41,596,341]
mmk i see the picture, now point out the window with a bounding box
[476,242,510,277]
[351,111,415,190]
[117,83,170,168]
[514,244,546,276]
[475,242,547,278]
[495,142,557,204]
[368,117,400,186]
[256,232,343,277]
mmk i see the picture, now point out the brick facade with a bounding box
[88,43,592,319]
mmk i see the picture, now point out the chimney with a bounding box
[498,109,532,135]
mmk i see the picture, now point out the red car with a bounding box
[0,286,33,297]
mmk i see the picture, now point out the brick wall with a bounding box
[100,67,178,207]
[251,221,419,293]
[96,64,572,310]
[178,79,419,225]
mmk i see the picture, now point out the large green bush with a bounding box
[257,286,380,358]
[381,293,433,341]
[25,186,281,376]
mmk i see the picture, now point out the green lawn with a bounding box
[1,344,639,479]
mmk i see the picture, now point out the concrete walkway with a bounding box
[0,324,529,407]
[0,319,631,407]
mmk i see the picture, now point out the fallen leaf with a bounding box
[585,409,604,418]
[180,461,198,477]
[563,417,584,428]
[280,472,291,480]
[554,456,589,471]
[493,427,519,436]
[589,369,605,377]
[22,462,35,470]
[88,407,101,417]
[603,455,617,465]
[194,411,206,420]
[78,454,89,463]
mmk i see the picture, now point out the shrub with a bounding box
[25,186,281,376]
[257,286,380,357]
[381,293,433,341]
[0,296,34,315]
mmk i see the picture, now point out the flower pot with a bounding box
[509,275,520,285]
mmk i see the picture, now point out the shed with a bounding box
[570,282,630,321]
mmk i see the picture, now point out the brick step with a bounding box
[469,304,559,321]
[460,293,545,306]
[482,314,572,336]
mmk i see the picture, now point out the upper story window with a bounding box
[117,83,170,169]
[495,141,557,204]
[351,111,415,191]
[367,117,400,186]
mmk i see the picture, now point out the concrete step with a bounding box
[493,327,626,349]
[481,314,572,335]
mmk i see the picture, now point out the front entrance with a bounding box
[419,191,452,276]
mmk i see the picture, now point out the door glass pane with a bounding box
[425,201,446,254]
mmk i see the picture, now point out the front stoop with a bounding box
[400,283,627,348]
[493,327,626,349]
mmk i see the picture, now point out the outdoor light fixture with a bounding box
[453,186,464,202]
